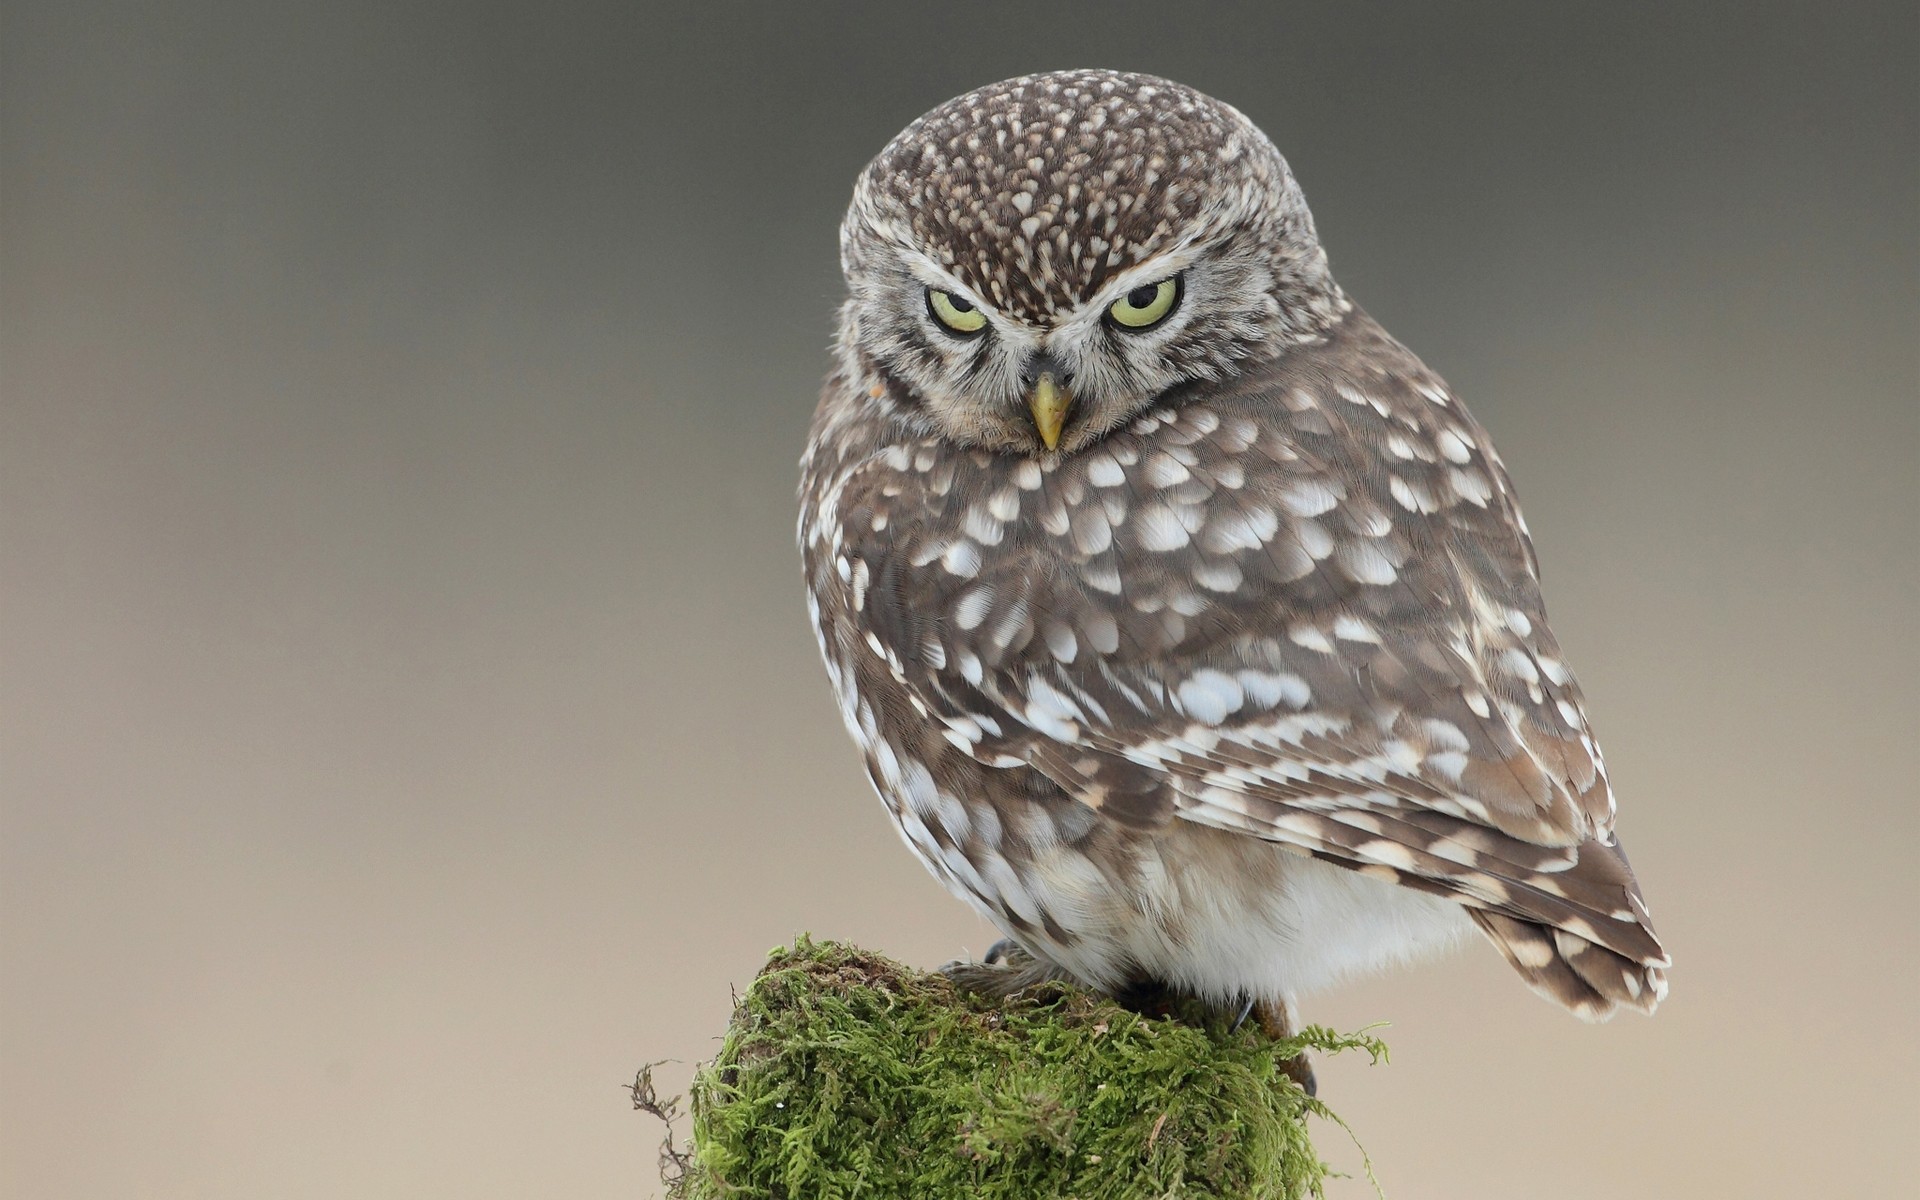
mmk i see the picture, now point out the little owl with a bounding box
[798,70,1668,1083]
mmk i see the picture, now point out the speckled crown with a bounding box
[845,70,1303,322]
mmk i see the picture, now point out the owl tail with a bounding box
[1470,910,1669,1021]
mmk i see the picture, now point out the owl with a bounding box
[799,70,1668,1073]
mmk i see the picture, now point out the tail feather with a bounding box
[1471,910,1669,1021]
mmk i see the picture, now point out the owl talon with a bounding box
[1253,997,1318,1097]
[1230,995,1257,1033]
[1283,1055,1318,1098]
[939,941,1069,999]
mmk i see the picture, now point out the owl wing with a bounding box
[831,313,1668,1016]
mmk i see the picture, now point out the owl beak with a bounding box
[1027,372,1073,451]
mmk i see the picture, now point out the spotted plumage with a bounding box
[801,70,1668,1034]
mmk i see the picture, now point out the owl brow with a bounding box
[895,248,986,309]
[1089,238,1205,302]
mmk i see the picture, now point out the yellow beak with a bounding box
[1028,373,1072,451]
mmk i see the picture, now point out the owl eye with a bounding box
[926,288,987,335]
[1107,276,1181,329]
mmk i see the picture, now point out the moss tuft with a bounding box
[668,936,1384,1199]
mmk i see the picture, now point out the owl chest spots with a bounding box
[810,622,1101,948]
[832,407,1369,681]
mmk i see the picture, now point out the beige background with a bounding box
[4,4,1915,1197]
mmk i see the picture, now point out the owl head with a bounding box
[835,69,1345,456]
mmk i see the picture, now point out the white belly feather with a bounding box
[892,792,1472,1006]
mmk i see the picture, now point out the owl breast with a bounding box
[807,560,1471,1004]
[798,339,1487,1001]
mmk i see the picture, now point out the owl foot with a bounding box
[1253,998,1318,1098]
[982,937,1021,965]
[939,939,1072,999]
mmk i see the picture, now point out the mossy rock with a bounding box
[667,936,1382,1199]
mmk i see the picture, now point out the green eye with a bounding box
[927,289,987,334]
[1107,277,1181,329]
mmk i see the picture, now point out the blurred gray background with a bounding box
[4,3,1915,1197]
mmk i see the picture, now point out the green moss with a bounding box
[668,936,1384,1199]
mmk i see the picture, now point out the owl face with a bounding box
[839,236,1292,456]
[835,70,1346,457]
